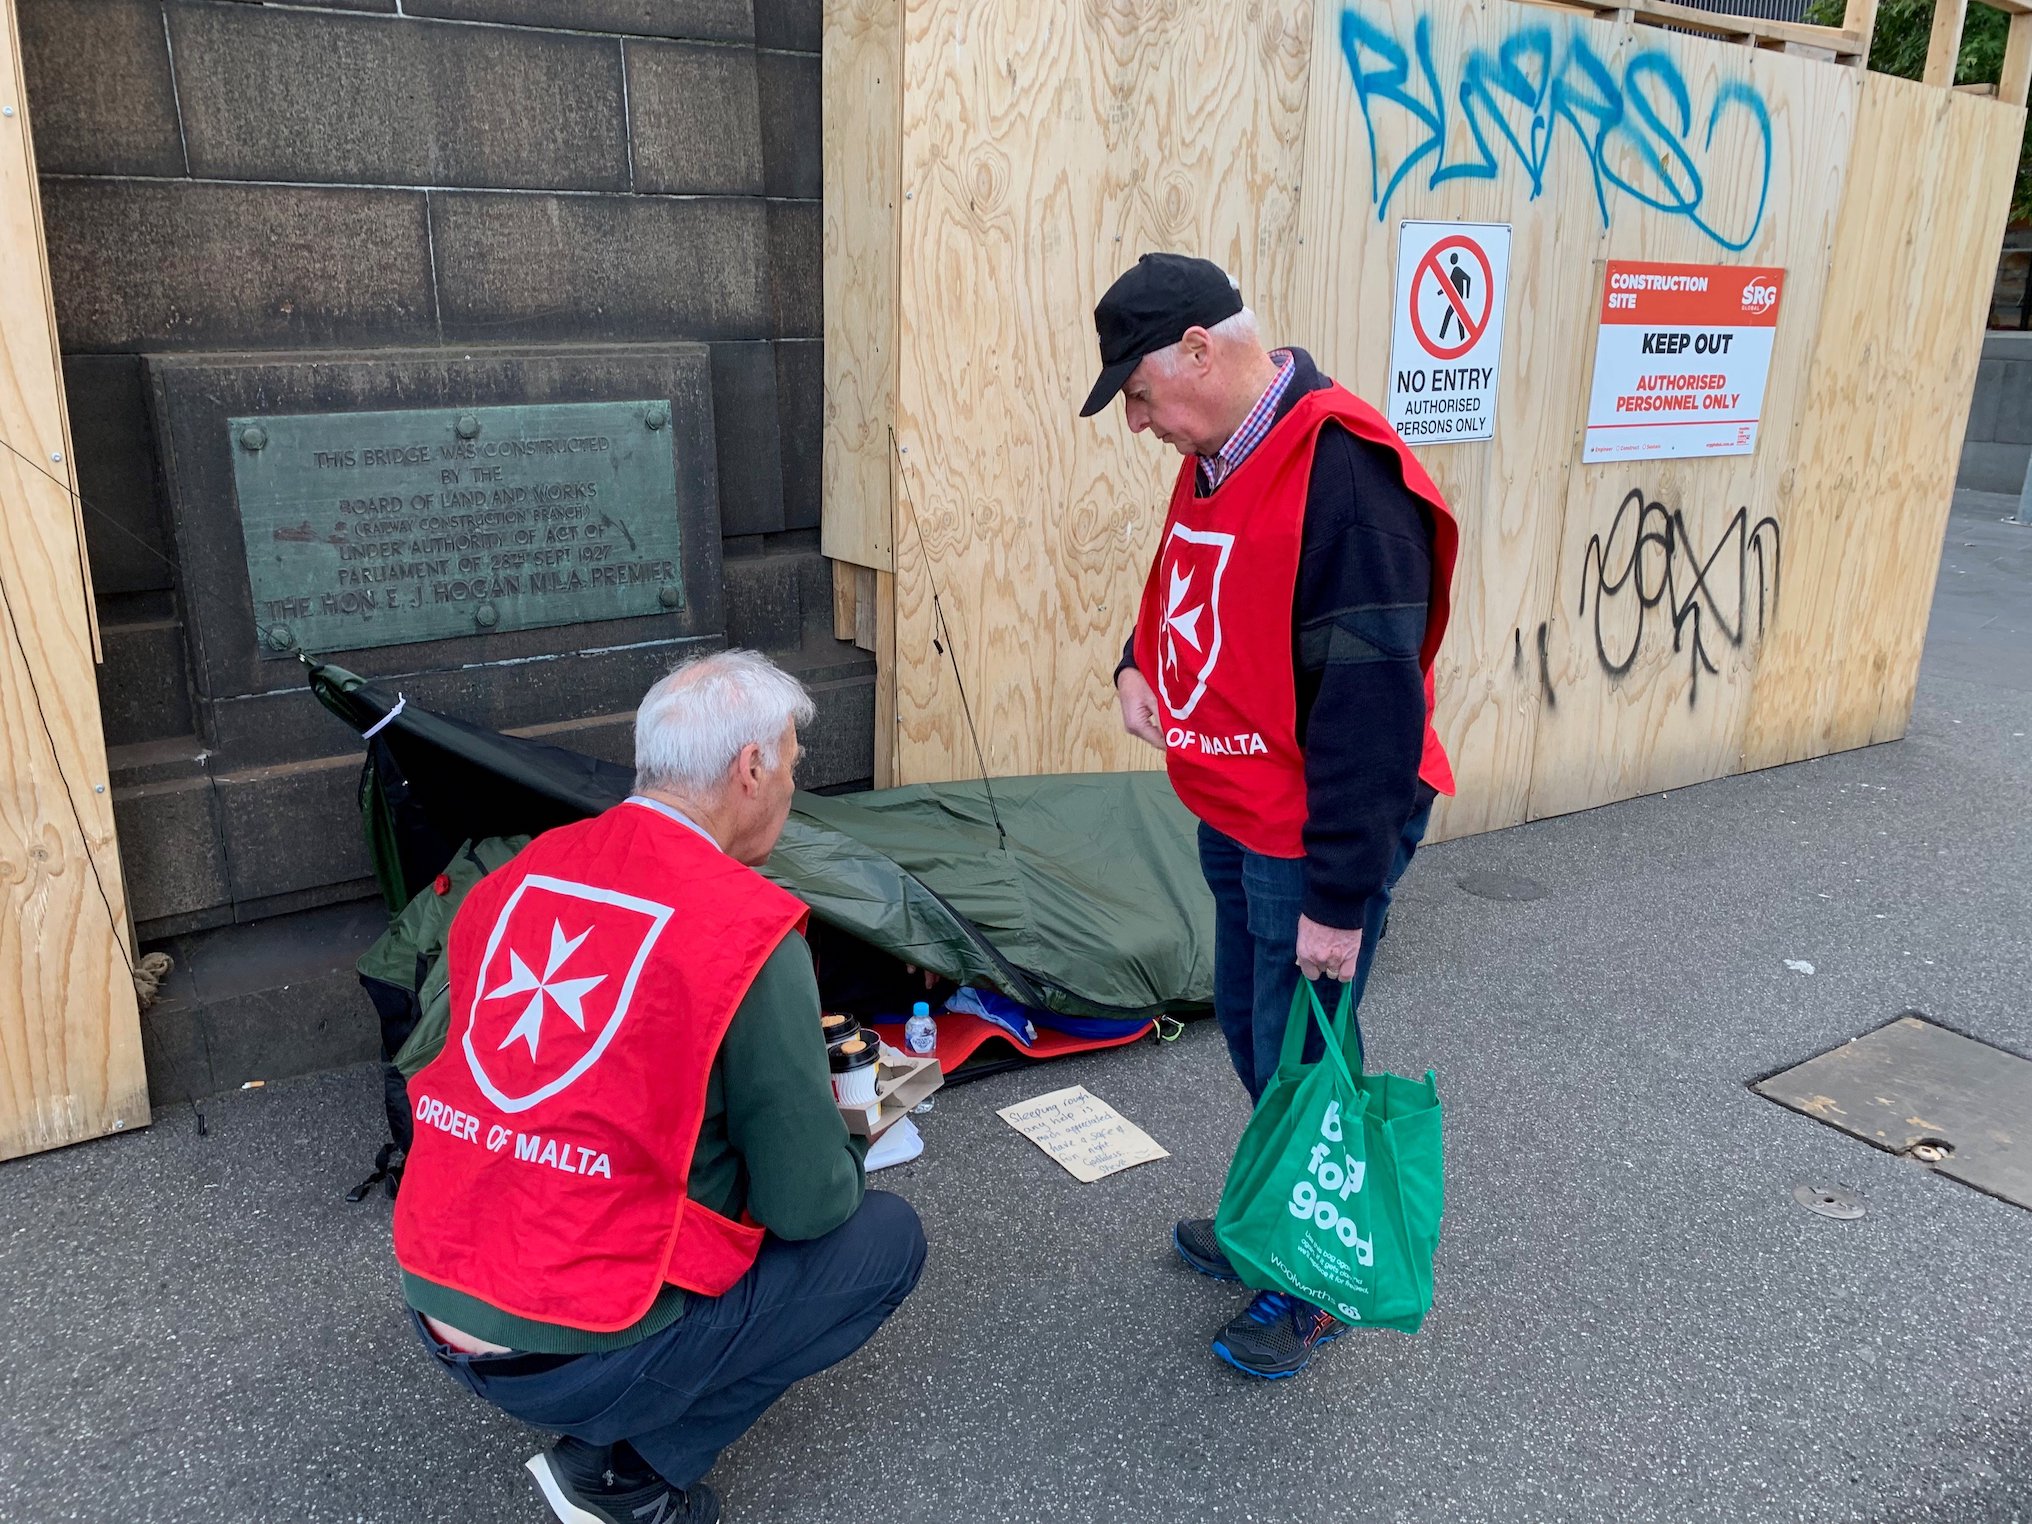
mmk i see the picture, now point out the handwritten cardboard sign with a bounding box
[997,1086,1170,1183]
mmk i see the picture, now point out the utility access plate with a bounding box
[1756,1015,2032,1210]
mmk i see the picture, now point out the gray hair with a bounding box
[633,649,815,795]
[1141,307,1263,378]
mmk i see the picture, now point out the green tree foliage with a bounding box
[1806,0,2026,218]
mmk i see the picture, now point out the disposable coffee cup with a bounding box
[821,1011,859,1050]
[830,1037,879,1106]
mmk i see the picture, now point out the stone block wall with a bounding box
[15,0,857,1097]
[1959,331,2032,496]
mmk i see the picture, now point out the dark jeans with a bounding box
[1198,796,1433,1103]
[413,1191,927,1489]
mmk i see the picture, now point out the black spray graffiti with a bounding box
[1510,621,1559,708]
[1576,487,1780,705]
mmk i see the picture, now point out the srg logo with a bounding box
[1741,278,1778,315]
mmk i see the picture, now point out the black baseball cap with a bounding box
[1078,253,1245,417]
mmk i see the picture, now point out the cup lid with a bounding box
[829,1037,876,1071]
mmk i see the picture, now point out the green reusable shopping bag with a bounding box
[1212,981,1444,1333]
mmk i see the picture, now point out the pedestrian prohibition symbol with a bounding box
[1387,221,1512,446]
[1411,236,1494,361]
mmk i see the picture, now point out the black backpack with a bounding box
[346,835,527,1200]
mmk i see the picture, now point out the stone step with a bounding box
[1960,332,2032,496]
[123,620,876,1102]
[140,897,388,1106]
[109,564,873,939]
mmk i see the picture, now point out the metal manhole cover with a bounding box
[1756,1015,2032,1211]
[1458,871,1548,902]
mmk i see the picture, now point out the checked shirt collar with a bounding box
[1198,348,1295,494]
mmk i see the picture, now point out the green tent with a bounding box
[309,662,1214,1022]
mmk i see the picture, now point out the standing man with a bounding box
[1081,253,1457,1380]
[395,650,926,1523]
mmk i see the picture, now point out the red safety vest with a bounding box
[1131,384,1458,859]
[394,801,808,1333]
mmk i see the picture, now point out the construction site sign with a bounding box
[1583,262,1786,463]
[1387,222,1512,445]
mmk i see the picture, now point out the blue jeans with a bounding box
[412,1191,926,1488]
[1198,796,1433,1103]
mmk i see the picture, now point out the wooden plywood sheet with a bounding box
[822,0,902,573]
[1756,1015,2032,1210]
[838,0,2030,818]
[889,0,1313,784]
[0,0,149,1159]
[1298,0,1621,840]
[1740,78,2024,770]
[1526,34,1859,820]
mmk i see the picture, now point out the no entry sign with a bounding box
[1387,222,1511,445]
[1582,261,1785,462]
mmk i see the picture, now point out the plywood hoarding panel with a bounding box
[889,0,1313,784]
[823,0,903,573]
[0,0,149,1160]
[829,0,2027,843]
[1741,76,2024,768]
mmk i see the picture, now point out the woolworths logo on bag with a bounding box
[1287,1100,1374,1266]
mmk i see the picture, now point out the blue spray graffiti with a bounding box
[1339,6,1774,251]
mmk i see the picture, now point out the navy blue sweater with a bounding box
[1121,350,1437,928]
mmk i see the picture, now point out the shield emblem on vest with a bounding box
[461,873,674,1114]
[1156,524,1235,721]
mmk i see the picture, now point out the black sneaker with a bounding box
[1210,1290,1347,1379]
[526,1448,722,1524]
[1172,1217,1240,1281]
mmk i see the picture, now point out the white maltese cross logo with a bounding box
[1155,524,1234,721]
[1164,564,1206,674]
[486,920,607,1062]
[462,874,673,1113]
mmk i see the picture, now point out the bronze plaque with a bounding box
[229,400,685,656]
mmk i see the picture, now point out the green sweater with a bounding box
[404,931,867,1354]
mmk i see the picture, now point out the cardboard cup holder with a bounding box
[837,1047,944,1139]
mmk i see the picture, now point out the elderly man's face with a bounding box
[733,718,801,866]
[1120,338,1221,457]
[760,719,800,843]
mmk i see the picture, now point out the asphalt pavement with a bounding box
[2,490,2027,1524]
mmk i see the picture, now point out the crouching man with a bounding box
[394,649,926,1524]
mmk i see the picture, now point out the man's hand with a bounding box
[1296,914,1363,983]
[1116,666,1164,749]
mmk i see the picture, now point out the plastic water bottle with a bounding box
[904,1000,937,1057]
